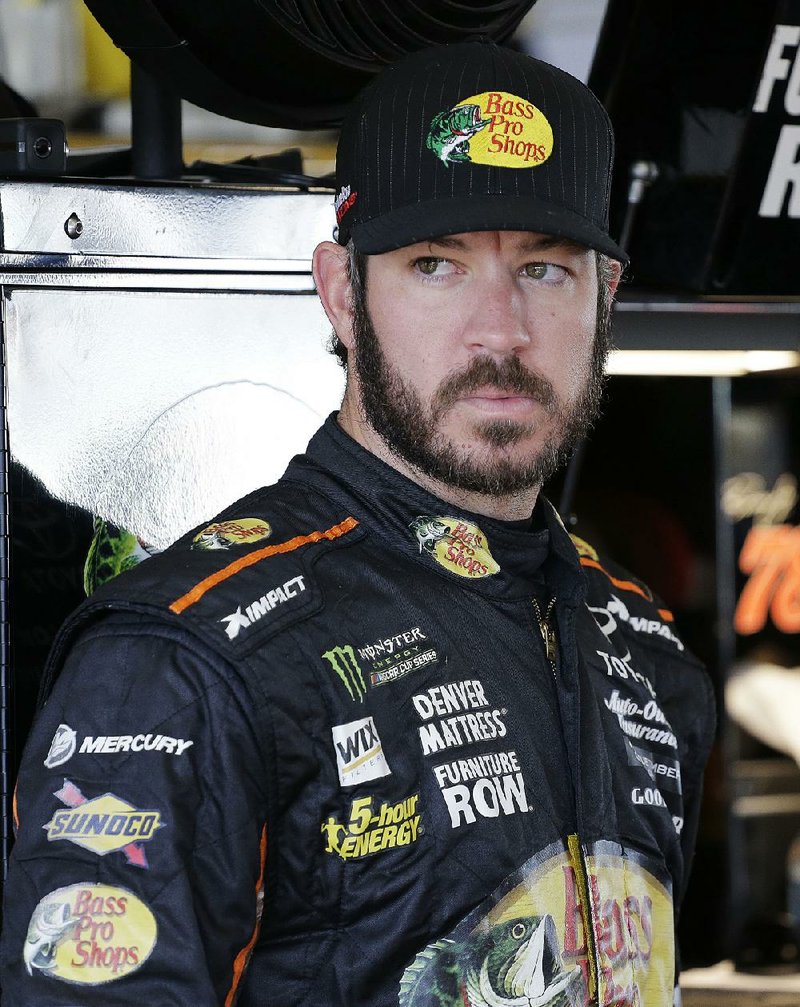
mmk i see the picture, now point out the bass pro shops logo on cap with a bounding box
[426,92,553,168]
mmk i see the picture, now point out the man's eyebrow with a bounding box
[427,236,466,251]
[425,234,590,255]
[515,234,589,255]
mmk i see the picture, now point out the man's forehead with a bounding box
[414,231,592,256]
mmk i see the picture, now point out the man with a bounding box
[1,39,714,1006]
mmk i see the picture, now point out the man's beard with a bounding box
[349,270,612,498]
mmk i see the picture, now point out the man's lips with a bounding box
[457,389,541,414]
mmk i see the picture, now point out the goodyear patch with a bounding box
[24,883,157,985]
[410,515,499,579]
[426,91,553,168]
[192,518,271,551]
[44,780,162,869]
[321,793,421,861]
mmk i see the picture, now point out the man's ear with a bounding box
[606,257,623,301]
[313,241,356,351]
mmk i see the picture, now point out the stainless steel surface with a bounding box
[5,286,343,548]
[0,269,317,291]
[0,181,334,261]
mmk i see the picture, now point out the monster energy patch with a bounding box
[322,645,367,702]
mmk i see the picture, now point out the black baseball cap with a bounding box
[334,39,627,262]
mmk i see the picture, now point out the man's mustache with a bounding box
[433,355,557,416]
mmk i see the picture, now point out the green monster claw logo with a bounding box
[399,915,581,1007]
[426,103,492,165]
[322,645,367,702]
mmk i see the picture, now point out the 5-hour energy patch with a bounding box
[321,793,421,861]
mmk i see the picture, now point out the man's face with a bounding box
[347,230,614,496]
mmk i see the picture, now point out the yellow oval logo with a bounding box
[411,515,500,579]
[192,517,271,551]
[24,883,157,985]
[569,533,599,563]
[426,91,553,168]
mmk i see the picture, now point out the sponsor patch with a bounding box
[410,516,499,579]
[399,839,674,1007]
[44,780,163,868]
[24,883,157,985]
[334,183,357,222]
[413,679,508,756]
[326,626,439,691]
[432,750,530,828]
[321,793,421,861]
[426,91,553,168]
[192,518,271,551]
[44,724,77,769]
[322,644,367,703]
[79,734,193,757]
[570,533,599,562]
[332,717,391,787]
[220,574,306,640]
[603,688,677,751]
[624,738,682,793]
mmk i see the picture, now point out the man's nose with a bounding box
[462,272,531,355]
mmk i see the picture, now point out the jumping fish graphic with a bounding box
[24,900,76,975]
[426,104,492,165]
[400,916,582,1007]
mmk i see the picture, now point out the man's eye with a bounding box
[523,262,567,282]
[414,257,445,275]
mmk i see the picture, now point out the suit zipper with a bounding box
[531,596,557,668]
[533,598,600,1004]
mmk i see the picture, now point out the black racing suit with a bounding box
[1,416,715,1006]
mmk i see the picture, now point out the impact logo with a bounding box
[192,518,271,551]
[24,883,157,986]
[332,716,391,787]
[220,574,306,640]
[411,515,500,579]
[426,91,553,168]
[321,793,421,860]
[589,593,684,652]
[322,644,367,702]
[44,724,77,769]
[44,780,163,869]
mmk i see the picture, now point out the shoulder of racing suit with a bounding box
[568,530,716,805]
[569,530,693,661]
[39,477,367,703]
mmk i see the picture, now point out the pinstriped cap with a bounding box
[334,39,626,262]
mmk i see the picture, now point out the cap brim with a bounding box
[348,194,628,264]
